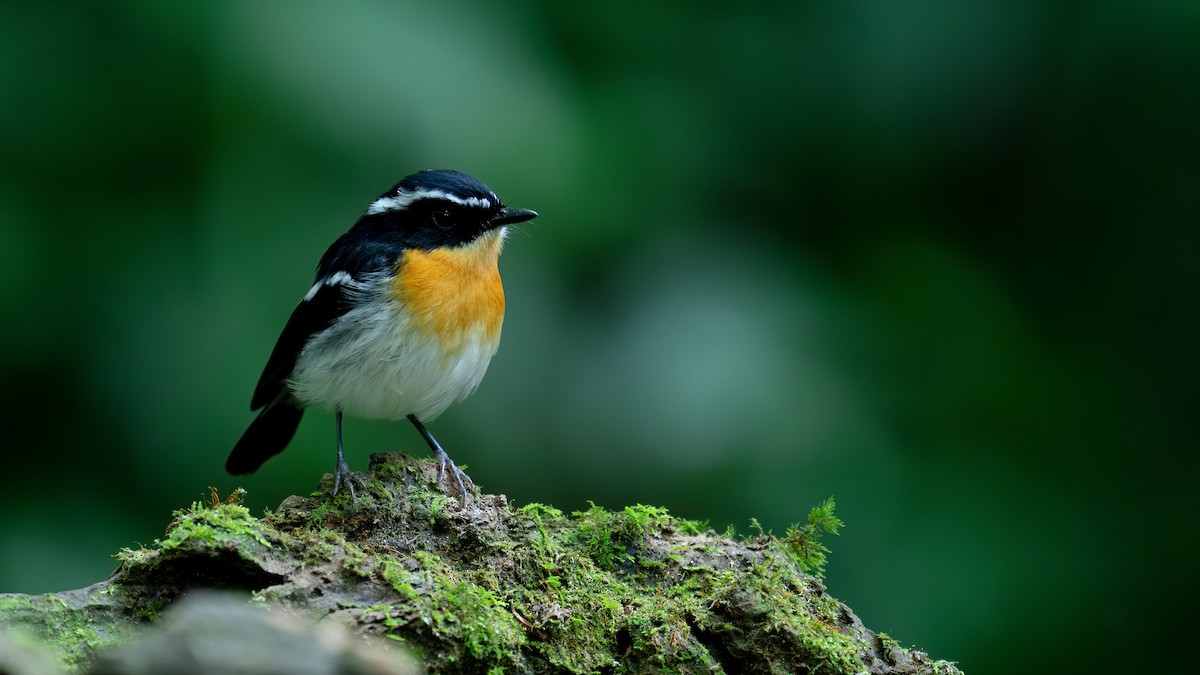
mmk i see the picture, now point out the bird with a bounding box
[226,169,538,501]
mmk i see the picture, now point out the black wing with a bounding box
[249,278,350,410]
[229,216,406,476]
[228,279,351,476]
[249,225,405,410]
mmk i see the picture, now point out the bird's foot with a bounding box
[435,447,474,505]
[332,458,367,500]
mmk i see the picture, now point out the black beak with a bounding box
[491,207,539,226]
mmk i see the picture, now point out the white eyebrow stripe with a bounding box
[302,270,354,302]
[366,188,495,215]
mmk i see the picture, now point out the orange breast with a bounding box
[390,231,506,351]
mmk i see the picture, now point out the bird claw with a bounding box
[435,448,474,505]
[332,459,367,500]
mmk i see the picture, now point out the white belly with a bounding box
[289,281,501,422]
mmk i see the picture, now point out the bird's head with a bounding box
[364,169,538,250]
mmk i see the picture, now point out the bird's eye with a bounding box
[433,208,455,229]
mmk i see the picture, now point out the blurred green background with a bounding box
[2,1,1196,673]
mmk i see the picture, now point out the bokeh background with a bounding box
[2,1,1196,673]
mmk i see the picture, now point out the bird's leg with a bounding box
[407,414,473,504]
[332,410,365,499]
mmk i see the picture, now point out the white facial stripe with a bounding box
[326,271,353,286]
[366,188,496,215]
[302,271,354,302]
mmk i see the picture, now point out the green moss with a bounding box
[159,501,271,552]
[518,503,565,559]
[930,659,965,674]
[622,504,672,533]
[1,502,286,670]
[569,502,633,570]
[307,498,340,525]
[567,502,674,573]
[675,516,712,535]
[113,545,155,566]
[340,539,374,578]
[0,593,127,669]
[418,492,459,525]
[877,631,902,654]
[377,551,525,667]
[506,497,870,673]
[778,497,843,578]
[131,596,169,624]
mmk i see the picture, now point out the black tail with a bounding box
[226,400,304,475]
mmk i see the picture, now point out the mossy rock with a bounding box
[0,453,962,674]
